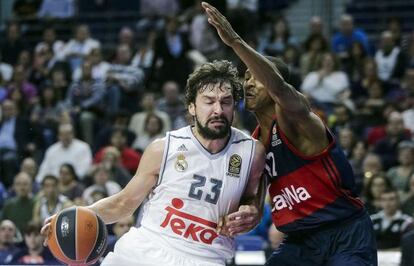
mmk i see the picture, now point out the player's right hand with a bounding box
[40,215,56,247]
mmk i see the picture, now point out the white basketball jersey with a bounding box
[139,126,256,262]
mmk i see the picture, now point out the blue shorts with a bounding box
[266,213,377,266]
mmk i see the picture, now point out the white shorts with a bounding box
[101,227,225,266]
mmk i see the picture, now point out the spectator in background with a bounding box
[106,44,145,113]
[118,27,136,54]
[0,53,13,83]
[94,146,131,188]
[349,141,369,194]
[401,68,414,135]
[373,111,411,170]
[94,129,141,175]
[129,92,171,139]
[139,0,179,17]
[0,22,26,65]
[82,166,121,205]
[10,221,58,265]
[362,153,384,179]
[0,73,7,104]
[402,173,414,217]
[36,123,92,183]
[375,31,407,83]
[30,45,54,87]
[338,127,356,158]
[31,82,66,150]
[131,31,156,77]
[299,33,329,77]
[38,0,75,18]
[32,175,72,225]
[309,16,323,36]
[12,0,41,18]
[301,52,351,114]
[343,41,369,85]
[7,65,38,110]
[19,157,40,195]
[350,58,380,101]
[66,60,106,145]
[156,81,187,129]
[189,1,221,59]
[0,100,33,187]
[363,174,391,214]
[258,16,298,57]
[58,163,84,205]
[50,68,70,102]
[329,103,360,137]
[355,80,387,129]
[93,110,135,154]
[401,230,414,266]
[35,27,65,60]
[151,16,193,89]
[132,113,164,152]
[331,14,370,62]
[61,24,100,71]
[386,141,414,194]
[0,220,21,265]
[1,172,34,233]
[73,48,110,82]
[371,188,413,250]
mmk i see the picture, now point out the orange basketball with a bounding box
[47,206,108,265]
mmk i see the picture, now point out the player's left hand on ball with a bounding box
[40,215,55,246]
[218,205,260,237]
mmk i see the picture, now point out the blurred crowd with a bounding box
[1,0,414,265]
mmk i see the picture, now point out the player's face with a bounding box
[189,82,234,140]
[243,69,273,111]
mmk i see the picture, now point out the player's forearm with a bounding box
[240,174,267,215]
[88,191,136,224]
[232,38,285,94]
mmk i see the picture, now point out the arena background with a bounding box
[0,0,414,265]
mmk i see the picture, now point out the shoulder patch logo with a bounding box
[227,154,242,177]
[175,153,188,172]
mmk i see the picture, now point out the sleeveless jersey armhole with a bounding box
[156,133,171,186]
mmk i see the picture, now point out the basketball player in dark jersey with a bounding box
[202,2,377,265]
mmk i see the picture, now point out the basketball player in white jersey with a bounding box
[41,60,266,266]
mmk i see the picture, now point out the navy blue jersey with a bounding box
[252,120,365,233]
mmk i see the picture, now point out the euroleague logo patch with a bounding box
[227,154,242,177]
[160,198,219,245]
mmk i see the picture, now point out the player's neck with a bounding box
[254,106,275,142]
[191,126,230,154]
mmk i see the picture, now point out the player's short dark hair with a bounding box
[264,56,292,84]
[185,60,243,106]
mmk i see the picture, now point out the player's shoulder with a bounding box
[168,126,192,140]
[231,127,255,143]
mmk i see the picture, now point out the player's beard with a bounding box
[195,114,232,140]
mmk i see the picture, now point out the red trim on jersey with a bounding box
[277,124,336,160]
[252,125,271,149]
[325,156,364,209]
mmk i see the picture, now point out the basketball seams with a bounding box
[85,212,99,261]
[53,212,74,264]
[75,207,78,261]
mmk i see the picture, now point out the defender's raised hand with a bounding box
[201,2,240,47]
